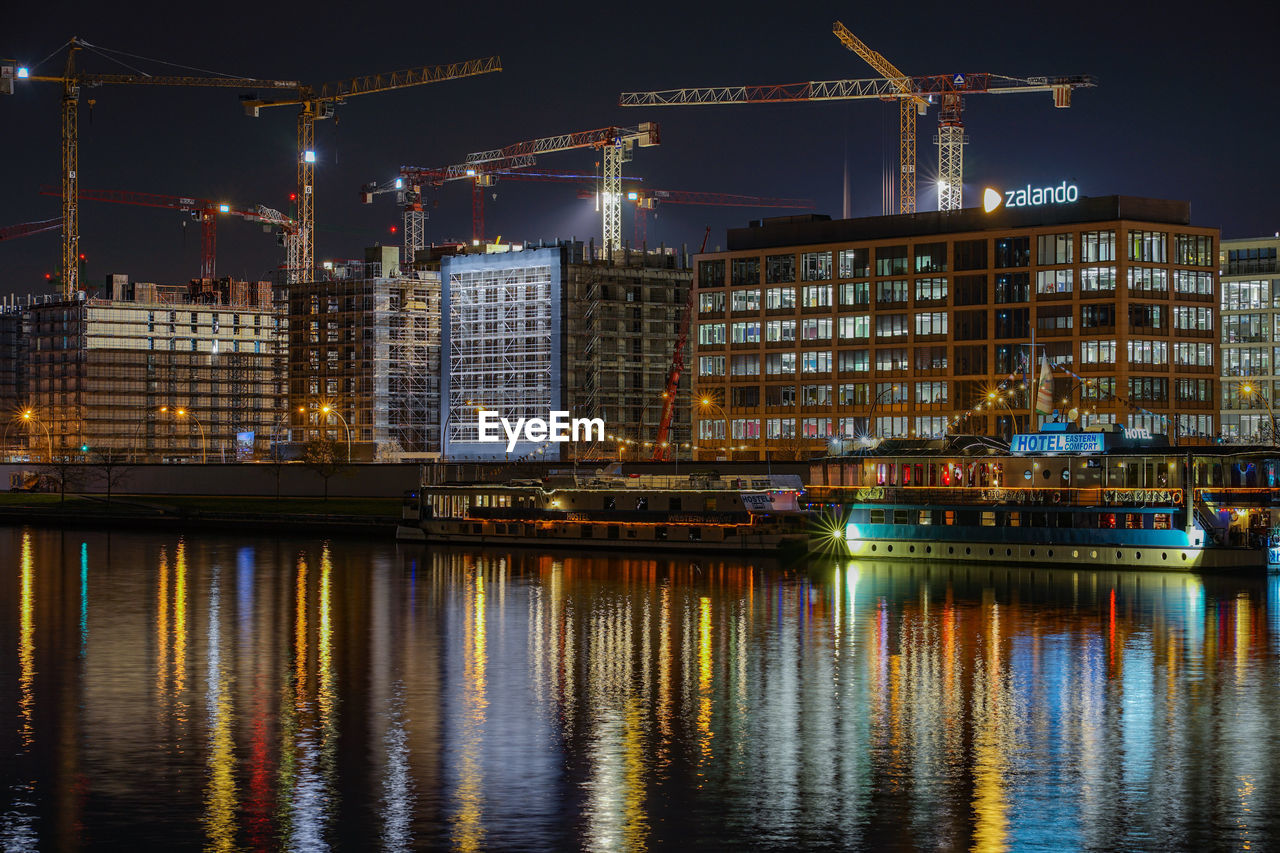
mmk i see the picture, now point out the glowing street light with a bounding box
[21,409,53,462]
[161,406,206,463]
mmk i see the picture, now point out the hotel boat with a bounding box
[397,469,809,553]
[807,424,1280,572]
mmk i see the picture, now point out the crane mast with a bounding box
[6,37,300,298]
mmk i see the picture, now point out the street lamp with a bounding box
[696,396,728,460]
[299,404,352,463]
[1240,382,1278,446]
[162,406,206,464]
[21,409,53,462]
[867,384,900,439]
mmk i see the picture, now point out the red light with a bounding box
[289,193,297,202]
[390,225,397,234]
[44,273,52,280]
[78,253,85,260]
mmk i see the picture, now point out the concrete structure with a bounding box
[17,284,284,461]
[285,246,442,461]
[1218,235,1280,441]
[691,196,1219,461]
[441,242,691,461]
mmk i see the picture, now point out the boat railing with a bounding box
[807,485,1189,509]
[1194,487,1280,507]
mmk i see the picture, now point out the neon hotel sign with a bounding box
[983,181,1079,213]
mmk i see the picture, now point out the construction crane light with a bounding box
[303,150,317,163]
[16,67,29,79]
[627,191,638,201]
[394,178,403,189]
[322,261,333,270]
[218,204,230,213]
[465,168,477,177]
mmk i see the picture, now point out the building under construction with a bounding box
[13,276,285,461]
[441,242,691,461]
[285,246,441,461]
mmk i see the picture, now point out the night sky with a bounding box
[2,1,1276,296]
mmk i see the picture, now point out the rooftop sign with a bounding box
[1010,432,1104,454]
[983,181,1079,213]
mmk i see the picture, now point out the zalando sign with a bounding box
[983,181,1079,213]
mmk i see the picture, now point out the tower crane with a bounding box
[364,165,643,255]
[3,37,300,298]
[829,23,929,213]
[618,24,1093,214]
[39,186,296,280]
[238,55,501,282]
[363,124,660,255]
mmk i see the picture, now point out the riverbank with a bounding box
[0,493,400,536]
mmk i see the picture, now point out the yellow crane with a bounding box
[4,38,299,298]
[830,22,929,214]
[240,55,501,281]
[4,39,500,296]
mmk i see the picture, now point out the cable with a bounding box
[76,39,262,80]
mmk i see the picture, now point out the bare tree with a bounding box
[302,438,344,501]
[89,448,134,505]
[39,455,89,505]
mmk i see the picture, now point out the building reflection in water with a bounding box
[2,529,1280,850]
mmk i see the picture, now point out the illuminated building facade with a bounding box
[285,247,442,461]
[19,291,284,460]
[1217,236,1280,440]
[441,243,690,461]
[691,196,1219,461]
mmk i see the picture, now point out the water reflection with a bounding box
[1,528,1279,850]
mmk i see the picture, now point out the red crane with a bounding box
[652,226,712,461]
[0,217,62,242]
[39,186,296,279]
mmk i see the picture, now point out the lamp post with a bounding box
[320,404,351,463]
[21,409,53,462]
[696,396,728,461]
[1240,382,1278,446]
[867,384,900,439]
[163,407,206,464]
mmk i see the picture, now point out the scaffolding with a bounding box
[444,255,556,459]
[285,259,441,460]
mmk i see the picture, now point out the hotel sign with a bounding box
[983,181,1080,212]
[1010,433,1104,454]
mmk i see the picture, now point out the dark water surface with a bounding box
[2,526,1279,851]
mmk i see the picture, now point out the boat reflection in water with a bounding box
[1,527,1279,849]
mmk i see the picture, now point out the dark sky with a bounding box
[2,1,1276,296]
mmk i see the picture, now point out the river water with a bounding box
[1,525,1278,851]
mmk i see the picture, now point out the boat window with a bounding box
[636,497,649,510]
[669,497,682,511]
[608,525,620,539]
[944,510,955,525]
[705,498,717,511]
[605,497,616,510]
[918,510,932,525]
[1008,512,1021,527]
[870,509,885,524]
[981,511,996,526]
[656,526,668,540]
[893,509,910,525]
[688,527,702,541]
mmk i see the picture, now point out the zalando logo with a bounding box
[983,181,1079,213]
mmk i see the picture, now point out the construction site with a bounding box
[0,23,1119,464]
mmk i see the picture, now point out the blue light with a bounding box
[303,150,316,163]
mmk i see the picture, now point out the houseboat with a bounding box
[397,470,810,553]
[806,425,1280,572]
